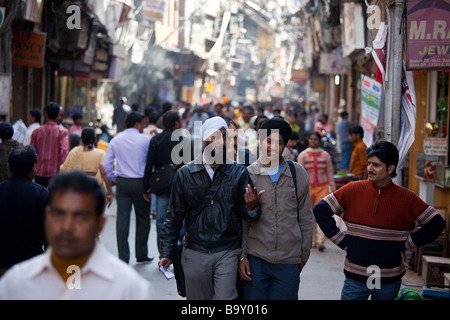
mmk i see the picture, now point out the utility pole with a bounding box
[384,0,405,145]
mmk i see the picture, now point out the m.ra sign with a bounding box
[12,30,47,68]
[406,0,450,70]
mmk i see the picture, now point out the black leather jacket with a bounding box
[159,159,261,262]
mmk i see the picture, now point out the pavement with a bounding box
[99,187,426,300]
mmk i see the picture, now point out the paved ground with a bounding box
[99,188,426,300]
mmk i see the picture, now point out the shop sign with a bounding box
[290,69,309,83]
[143,0,165,21]
[361,76,382,147]
[59,60,90,73]
[341,2,365,57]
[22,0,43,24]
[92,48,109,72]
[423,137,448,156]
[12,31,46,68]
[406,0,450,70]
[319,53,351,74]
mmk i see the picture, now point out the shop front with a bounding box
[406,0,450,263]
[54,51,111,129]
[409,70,450,258]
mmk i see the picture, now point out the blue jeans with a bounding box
[156,193,185,254]
[340,141,352,170]
[341,277,402,300]
[244,255,300,300]
[151,193,157,211]
[156,193,170,253]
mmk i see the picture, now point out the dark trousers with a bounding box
[115,177,150,263]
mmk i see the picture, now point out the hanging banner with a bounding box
[361,76,382,147]
[319,53,351,74]
[372,21,388,84]
[406,0,450,70]
[396,62,417,177]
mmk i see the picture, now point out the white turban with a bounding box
[201,116,228,141]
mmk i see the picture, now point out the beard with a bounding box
[204,142,227,165]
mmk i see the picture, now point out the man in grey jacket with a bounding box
[239,118,314,300]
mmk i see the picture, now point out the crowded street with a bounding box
[0,0,450,307]
[99,187,427,300]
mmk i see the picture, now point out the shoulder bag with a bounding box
[147,162,177,195]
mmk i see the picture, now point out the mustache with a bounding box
[55,232,77,242]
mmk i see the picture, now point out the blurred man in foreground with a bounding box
[0,171,154,299]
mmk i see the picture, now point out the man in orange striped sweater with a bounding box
[314,141,446,300]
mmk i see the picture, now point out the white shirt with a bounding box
[103,128,151,182]
[203,153,216,180]
[23,122,40,146]
[0,243,155,300]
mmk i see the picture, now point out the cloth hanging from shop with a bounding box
[372,22,416,185]
[396,62,416,185]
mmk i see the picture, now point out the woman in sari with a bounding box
[297,131,336,251]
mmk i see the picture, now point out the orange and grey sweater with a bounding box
[314,180,446,283]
